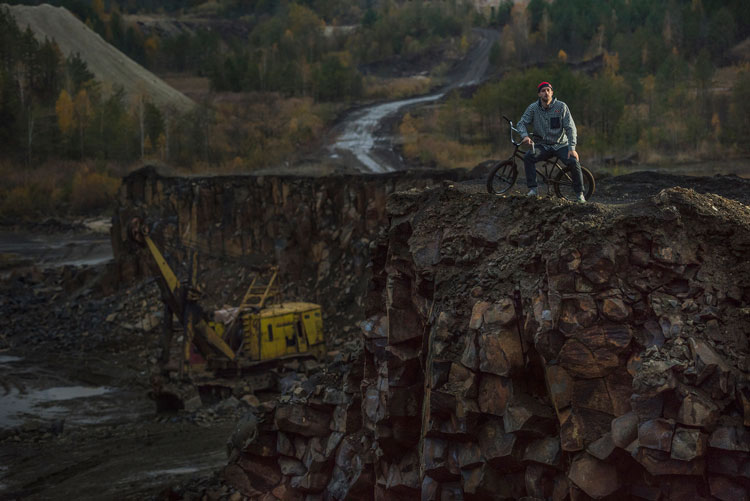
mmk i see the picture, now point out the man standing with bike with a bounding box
[517,81,586,202]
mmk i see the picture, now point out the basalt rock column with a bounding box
[369,186,750,500]
[224,185,750,499]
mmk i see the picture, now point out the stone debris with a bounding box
[222,358,369,500]
[218,186,750,499]
[0,262,160,354]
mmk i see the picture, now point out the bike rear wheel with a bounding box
[553,165,595,201]
[486,160,518,195]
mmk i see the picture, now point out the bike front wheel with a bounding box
[486,160,518,195]
[553,165,595,201]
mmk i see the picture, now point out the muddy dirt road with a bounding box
[0,225,111,269]
[0,353,235,500]
[327,29,499,173]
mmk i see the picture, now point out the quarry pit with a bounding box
[1,167,749,500]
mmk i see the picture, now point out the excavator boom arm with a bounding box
[137,231,236,362]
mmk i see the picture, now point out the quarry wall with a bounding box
[224,185,750,499]
[111,166,463,327]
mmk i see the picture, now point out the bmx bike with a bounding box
[486,116,595,201]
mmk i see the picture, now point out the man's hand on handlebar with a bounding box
[568,150,579,161]
[521,136,533,147]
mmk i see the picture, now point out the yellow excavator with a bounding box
[128,217,326,406]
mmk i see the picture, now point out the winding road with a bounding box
[327,28,499,173]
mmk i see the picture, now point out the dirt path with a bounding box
[326,29,500,173]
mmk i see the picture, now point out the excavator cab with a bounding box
[242,302,326,361]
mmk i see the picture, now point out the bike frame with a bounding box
[487,115,594,199]
[505,118,566,195]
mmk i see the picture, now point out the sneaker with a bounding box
[576,192,586,203]
[527,188,538,197]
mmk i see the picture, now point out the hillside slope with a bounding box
[6,4,194,112]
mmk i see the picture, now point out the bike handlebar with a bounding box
[503,115,534,151]
[503,116,521,146]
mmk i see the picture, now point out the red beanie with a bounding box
[537,81,552,91]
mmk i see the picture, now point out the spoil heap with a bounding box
[224,185,750,499]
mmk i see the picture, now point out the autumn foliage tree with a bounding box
[55,89,74,138]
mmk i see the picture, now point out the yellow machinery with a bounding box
[243,302,325,361]
[207,268,327,370]
[128,217,326,385]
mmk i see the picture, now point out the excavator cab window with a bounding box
[267,324,273,341]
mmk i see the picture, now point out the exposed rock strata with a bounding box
[111,166,463,328]
[224,186,750,499]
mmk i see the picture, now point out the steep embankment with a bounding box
[6,4,193,111]
[221,185,750,499]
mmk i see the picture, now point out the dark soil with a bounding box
[459,168,750,206]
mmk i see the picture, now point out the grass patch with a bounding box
[402,133,491,169]
[364,76,434,100]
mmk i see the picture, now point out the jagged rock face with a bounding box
[224,185,750,499]
[366,186,749,500]
[111,166,461,327]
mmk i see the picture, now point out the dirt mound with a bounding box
[6,4,193,111]
[597,171,750,205]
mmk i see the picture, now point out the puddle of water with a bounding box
[119,462,218,484]
[0,385,113,428]
[33,386,112,401]
[0,355,22,365]
[0,232,113,268]
[60,255,113,267]
[146,466,202,477]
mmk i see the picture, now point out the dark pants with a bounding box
[524,146,583,194]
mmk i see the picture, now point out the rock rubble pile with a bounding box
[0,262,157,354]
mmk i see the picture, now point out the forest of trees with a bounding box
[0,1,476,217]
[1,0,750,217]
[0,1,476,168]
[399,0,750,169]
